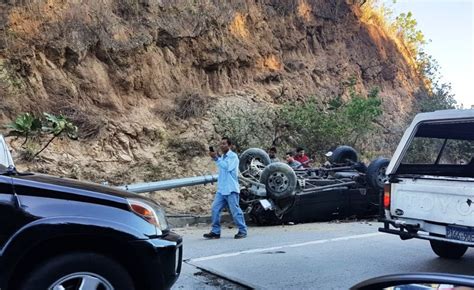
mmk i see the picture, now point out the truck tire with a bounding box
[329,146,358,164]
[20,252,135,290]
[430,240,468,259]
[366,157,390,191]
[239,148,271,178]
[260,162,297,200]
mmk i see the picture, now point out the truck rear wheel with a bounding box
[366,157,390,191]
[430,240,468,259]
[329,145,358,164]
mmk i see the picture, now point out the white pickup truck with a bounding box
[380,109,474,259]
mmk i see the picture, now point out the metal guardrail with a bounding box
[118,174,218,193]
[118,173,268,196]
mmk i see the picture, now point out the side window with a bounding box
[439,140,474,165]
[402,137,445,164]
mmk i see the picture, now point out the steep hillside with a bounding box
[0,0,423,214]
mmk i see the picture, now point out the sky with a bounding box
[384,0,474,108]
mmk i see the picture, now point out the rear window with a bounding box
[402,137,445,164]
[397,120,474,178]
[439,139,474,165]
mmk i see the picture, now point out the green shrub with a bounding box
[278,80,382,154]
[414,53,458,112]
[418,83,457,112]
[6,112,42,147]
[392,11,426,56]
[212,79,382,155]
[6,112,78,160]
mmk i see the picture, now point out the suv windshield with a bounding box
[397,120,474,178]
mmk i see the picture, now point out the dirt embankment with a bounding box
[0,0,422,214]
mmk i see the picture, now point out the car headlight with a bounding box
[127,198,169,232]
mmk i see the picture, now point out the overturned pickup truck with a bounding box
[118,145,389,226]
[237,146,390,225]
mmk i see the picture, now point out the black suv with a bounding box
[0,142,182,290]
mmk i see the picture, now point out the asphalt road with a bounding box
[172,220,474,289]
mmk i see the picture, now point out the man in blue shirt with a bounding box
[203,137,248,239]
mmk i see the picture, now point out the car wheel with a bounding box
[260,162,297,200]
[329,146,359,164]
[430,240,468,259]
[20,252,135,290]
[239,148,271,179]
[366,157,390,191]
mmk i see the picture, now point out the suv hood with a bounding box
[13,173,145,201]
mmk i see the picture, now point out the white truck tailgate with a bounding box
[391,178,474,226]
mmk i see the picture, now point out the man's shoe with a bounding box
[234,232,247,239]
[203,232,220,239]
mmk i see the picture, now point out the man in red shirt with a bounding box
[294,147,311,168]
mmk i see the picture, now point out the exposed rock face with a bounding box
[0,0,422,214]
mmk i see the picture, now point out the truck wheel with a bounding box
[366,157,390,191]
[20,252,135,290]
[430,240,468,259]
[260,162,297,200]
[239,148,271,178]
[329,146,358,164]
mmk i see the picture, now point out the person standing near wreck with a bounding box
[204,137,248,239]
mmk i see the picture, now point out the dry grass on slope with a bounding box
[357,0,418,70]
